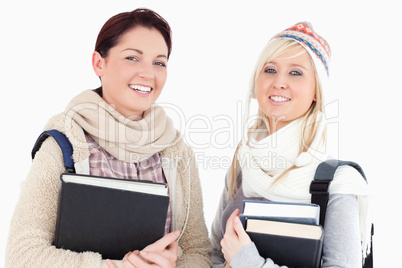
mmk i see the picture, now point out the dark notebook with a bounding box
[54,173,169,260]
[245,219,323,268]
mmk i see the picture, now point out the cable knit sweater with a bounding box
[5,113,212,268]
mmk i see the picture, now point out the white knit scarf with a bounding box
[64,90,178,163]
[238,113,372,257]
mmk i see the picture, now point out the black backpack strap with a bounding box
[310,159,367,227]
[310,159,373,267]
[31,130,75,173]
[363,225,374,268]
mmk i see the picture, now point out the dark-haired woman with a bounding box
[6,9,211,268]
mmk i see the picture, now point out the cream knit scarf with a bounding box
[64,90,177,163]
[238,113,372,257]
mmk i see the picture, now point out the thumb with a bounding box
[106,259,116,268]
[225,209,240,236]
[233,216,251,245]
[154,230,180,250]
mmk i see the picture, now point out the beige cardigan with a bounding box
[6,114,211,268]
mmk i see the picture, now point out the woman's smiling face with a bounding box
[92,26,168,119]
[256,45,316,132]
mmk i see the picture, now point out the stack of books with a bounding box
[240,200,323,268]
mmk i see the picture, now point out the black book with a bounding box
[54,173,169,260]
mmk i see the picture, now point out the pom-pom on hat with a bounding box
[273,21,331,77]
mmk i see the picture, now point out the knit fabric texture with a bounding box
[273,21,331,76]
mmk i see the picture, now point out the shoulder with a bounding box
[331,163,369,195]
[41,113,89,163]
[159,131,194,161]
[334,164,364,179]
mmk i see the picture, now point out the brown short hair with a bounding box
[95,8,172,58]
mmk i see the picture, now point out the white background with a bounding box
[1,0,400,266]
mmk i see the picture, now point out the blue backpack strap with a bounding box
[31,130,75,173]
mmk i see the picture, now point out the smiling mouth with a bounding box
[269,96,291,102]
[129,84,152,94]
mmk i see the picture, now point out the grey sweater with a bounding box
[210,170,362,268]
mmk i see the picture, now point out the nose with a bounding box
[273,72,288,90]
[138,62,154,80]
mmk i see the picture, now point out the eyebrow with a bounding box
[122,48,167,59]
[267,61,309,71]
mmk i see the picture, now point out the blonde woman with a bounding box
[211,22,371,268]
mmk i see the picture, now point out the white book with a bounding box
[242,200,320,225]
[62,173,168,196]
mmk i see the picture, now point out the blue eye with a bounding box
[264,68,276,73]
[290,70,302,76]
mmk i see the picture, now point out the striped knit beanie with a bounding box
[273,21,331,77]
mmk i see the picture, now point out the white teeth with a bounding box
[270,96,290,102]
[129,85,152,93]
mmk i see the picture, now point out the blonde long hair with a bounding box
[229,38,325,199]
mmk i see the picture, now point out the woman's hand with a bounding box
[220,209,252,264]
[106,230,180,268]
[140,230,180,266]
